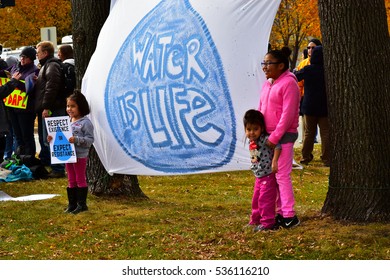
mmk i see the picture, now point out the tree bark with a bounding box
[86,146,146,198]
[318,0,390,221]
[71,0,147,199]
[71,0,110,88]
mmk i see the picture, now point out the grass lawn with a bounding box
[0,147,389,260]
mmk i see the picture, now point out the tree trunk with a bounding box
[71,0,110,88]
[86,146,146,198]
[318,0,390,221]
[71,0,147,199]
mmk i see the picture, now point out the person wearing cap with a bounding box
[0,46,39,160]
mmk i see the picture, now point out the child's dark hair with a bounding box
[243,109,266,134]
[67,89,90,116]
[266,47,292,72]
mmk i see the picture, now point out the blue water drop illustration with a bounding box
[53,126,72,161]
[105,0,236,173]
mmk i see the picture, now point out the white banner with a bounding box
[45,116,77,164]
[83,0,281,175]
[0,191,59,202]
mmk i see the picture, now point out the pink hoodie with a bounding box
[258,70,300,145]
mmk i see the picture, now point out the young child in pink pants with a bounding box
[244,109,281,232]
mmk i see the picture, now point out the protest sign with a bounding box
[45,116,77,164]
[0,78,28,109]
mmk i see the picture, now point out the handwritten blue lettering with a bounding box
[132,32,207,83]
[105,0,236,172]
[117,84,223,149]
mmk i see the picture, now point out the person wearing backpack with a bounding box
[35,41,67,178]
[58,44,76,97]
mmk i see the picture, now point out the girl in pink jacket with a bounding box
[258,47,300,228]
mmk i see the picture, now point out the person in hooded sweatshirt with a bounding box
[0,46,39,159]
[295,46,330,167]
[57,44,76,97]
[58,44,74,65]
[258,47,301,229]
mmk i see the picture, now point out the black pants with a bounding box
[0,136,6,160]
[10,110,36,157]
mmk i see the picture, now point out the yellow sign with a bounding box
[0,77,27,109]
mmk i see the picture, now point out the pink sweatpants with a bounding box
[250,174,277,229]
[66,157,88,188]
[275,142,296,218]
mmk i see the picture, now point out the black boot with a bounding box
[64,187,77,213]
[71,187,89,214]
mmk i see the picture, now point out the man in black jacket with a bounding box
[35,41,66,178]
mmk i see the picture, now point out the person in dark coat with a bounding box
[295,46,330,166]
[1,47,39,158]
[0,71,22,160]
[2,55,19,160]
[0,51,11,159]
[35,41,66,178]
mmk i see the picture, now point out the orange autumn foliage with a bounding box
[0,0,71,49]
[271,0,321,47]
[0,0,388,51]
[269,0,321,68]
[270,0,389,67]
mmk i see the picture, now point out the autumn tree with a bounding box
[70,0,147,198]
[0,0,71,48]
[318,0,390,221]
[270,0,321,69]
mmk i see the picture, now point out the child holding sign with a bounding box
[48,90,94,214]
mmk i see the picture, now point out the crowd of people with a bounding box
[0,38,328,219]
[0,42,71,176]
[0,41,94,214]
[244,38,329,231]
